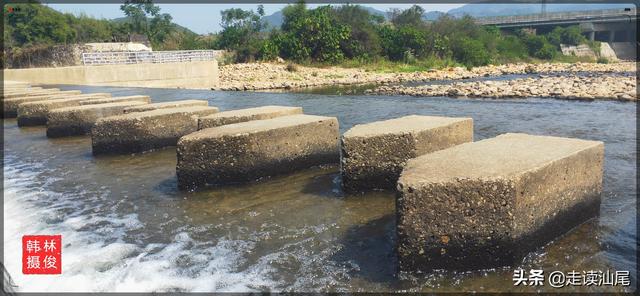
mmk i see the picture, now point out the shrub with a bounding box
[451,37,491,67]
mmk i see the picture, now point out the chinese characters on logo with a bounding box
[514,269,630,288]
[22,235,61,275]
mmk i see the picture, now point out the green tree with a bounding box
[389,5,425,28]
[120,0,173,46]
[451,37,491,67]
[547,25,586,47]
[277,5,350,63]
[6,3,76,46]
[217,6,265,61]
[330,4,381,61]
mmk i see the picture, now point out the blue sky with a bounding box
[44,3,465,34]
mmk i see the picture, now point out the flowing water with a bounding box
[3,84,636,292]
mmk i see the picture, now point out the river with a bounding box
[3,84,636,292]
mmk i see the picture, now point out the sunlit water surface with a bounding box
[3,84,636,292]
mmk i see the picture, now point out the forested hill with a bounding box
[4,3,206,50]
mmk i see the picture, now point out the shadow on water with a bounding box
[331,214,398,284]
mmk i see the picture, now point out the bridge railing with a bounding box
[81,50,223,66]
[476,8,636,25]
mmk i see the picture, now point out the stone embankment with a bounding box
[213,61,635,91]
[367,74,637,101]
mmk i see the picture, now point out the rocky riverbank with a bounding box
[212,61,636,91]
[365,74,637,101]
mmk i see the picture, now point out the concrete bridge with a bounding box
[476,8,637,43]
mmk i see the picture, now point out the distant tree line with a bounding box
[3,1,598,69]
[217,3,598,67]
[3,1,216,50]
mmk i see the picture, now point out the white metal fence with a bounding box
[81,50,223,66]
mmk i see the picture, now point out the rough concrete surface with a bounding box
[92,106,219,155]
[123,99,211,113]
[46,101,148,137]
[341,115,473,192]
[3,90,82,117]
[198,105,303,129]
[2,88,62,99]
[396,133,604,271]
[78,95,150,105]
[17,93,112,126]
[177,114,339,189]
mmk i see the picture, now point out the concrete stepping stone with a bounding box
[177,114,339,189]
[123,99,210,113]
[46,101,148,138]
[92,106,219,155]
[17,93,112,126]
[341,115,473,193]
[198,105,303,129]
[2,88,62,99]
[396,133,604,271]
[78,95,150,105]
[3,90,82,117]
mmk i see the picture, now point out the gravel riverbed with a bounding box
[212,61,636,96]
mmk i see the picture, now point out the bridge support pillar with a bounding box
[588,31,595,41]
[608,30,615,43]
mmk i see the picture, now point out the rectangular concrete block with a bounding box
[92,106,219,155]
[177,114,339,189]
[16,93,112,126]
[78,95,150,105]
[341,115,473,193]
[198,105,303,129]
[396,133,604,271]
[123,99,210,113]
[2,88,62,99]
[46,101,148,138]
[3,90,82,117]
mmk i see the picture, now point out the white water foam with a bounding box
[3,158,280,292]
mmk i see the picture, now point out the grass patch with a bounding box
[335,57,462,73]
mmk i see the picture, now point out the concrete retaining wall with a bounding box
[16,93,112,126]
[47,101,148,137]
[177,114,339,189]
[198,106,303,129]
[92,106,219,155]
[396,133,604,271]
[3,61,219,89]
[341,115,473,193]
